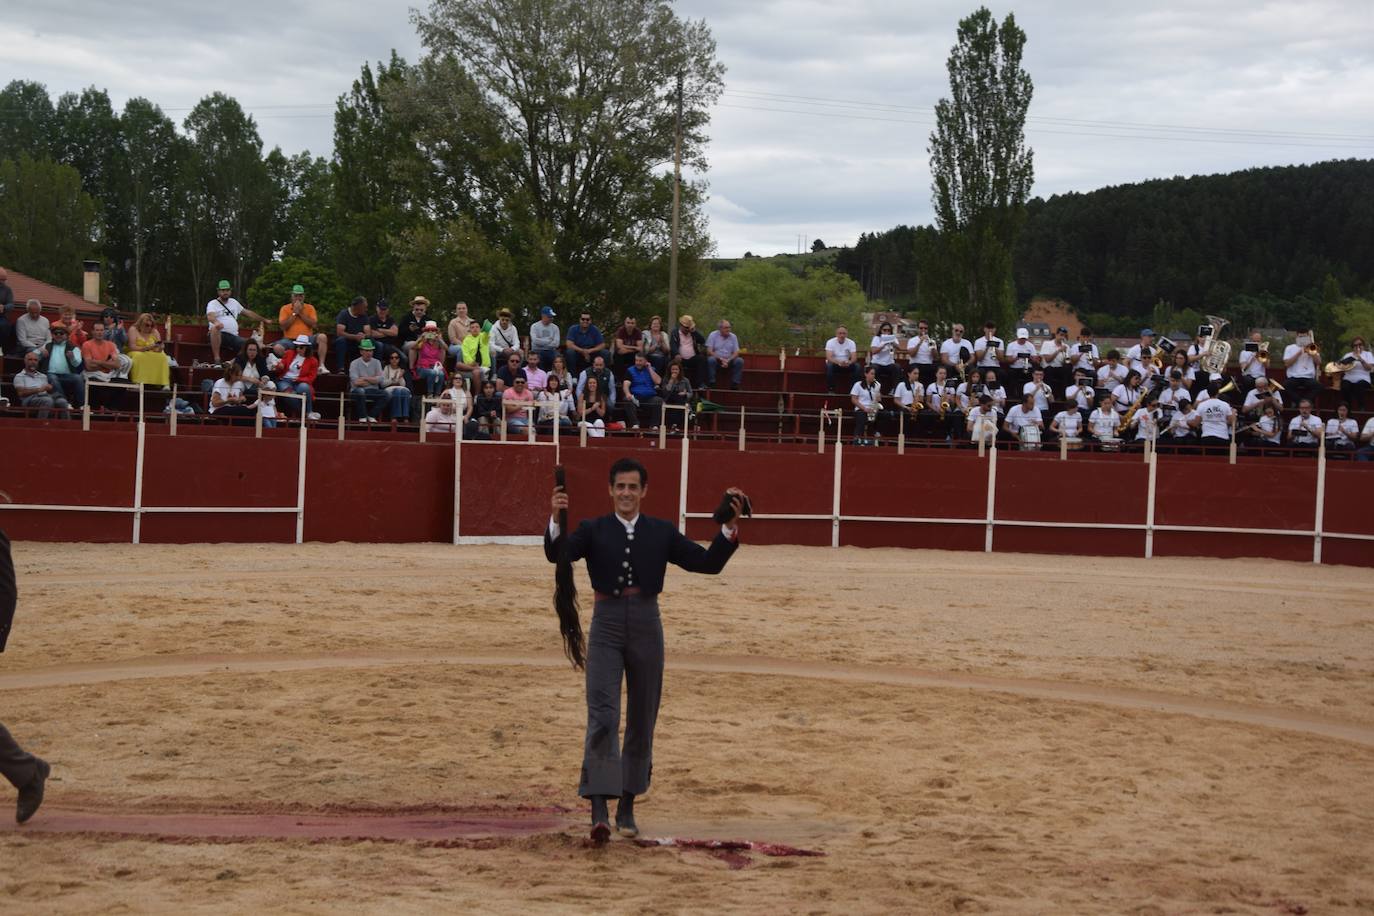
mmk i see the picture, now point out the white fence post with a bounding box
[1145,448,1158,559]
[1313,440,1327,564]
[984,443,998,553]
[831,438,843,548]
[295,401,309,544]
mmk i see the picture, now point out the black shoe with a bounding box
[589,795,611,843]
[16,759,50,824]
[615,794,638,838]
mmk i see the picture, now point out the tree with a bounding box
[404,0,725,311]
[686,260,867,351]
[926,7,1034,330]
[111,98,187,310]
[0,81,56,160]
[811,239,827,252]
[0,155,100,290]
[245,257,350,319]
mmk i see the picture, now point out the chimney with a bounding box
[82,260,100,304]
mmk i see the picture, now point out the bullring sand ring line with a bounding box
[1,650,1371,748]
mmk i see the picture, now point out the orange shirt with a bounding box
[278,302,318,340]
[82,339,118,365]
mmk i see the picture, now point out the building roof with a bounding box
[3,268,95,315]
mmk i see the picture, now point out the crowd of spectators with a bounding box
[5,276,1372,462]
[827,320,1374,459]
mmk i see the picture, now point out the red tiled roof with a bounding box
[3,268,98,315]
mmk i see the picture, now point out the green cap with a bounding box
[217,280,231,290]
[291,284,305,295]
[360,339,375,350]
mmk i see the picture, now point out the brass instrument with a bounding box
[1324,358,1358,374]
[1198,316,1232,375]
[1116,386,1150,434]
[1216,377,1240,397]
[1257,340,1270,366]
[1304,332,1320,357]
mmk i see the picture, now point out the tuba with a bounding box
[1198,316,1232,375]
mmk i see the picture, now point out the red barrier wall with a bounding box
[4,428,1372,568]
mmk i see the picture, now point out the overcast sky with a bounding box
[7,0,1372,257]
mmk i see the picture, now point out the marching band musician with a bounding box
[850,364,884,446]
[1003,391,1044,445]
[1241,401,1283,450]
[1190,382,1235,450]
[1188,328,1227,400]
[1039,325,1073,396]
[973,321,1004,373]
[1096,350,1128,394]
[868,321,902,393]
[1065,371,1095,423]
[1111,369,1146,417]
[1287,398,1323,449]
[1155,370,1192,423]
[966,393,999,445]
[981,369,1008,413]
[1325,403,1359,452]
[926,366,963,441]
[1357,414,1374,462]
[1166,398,1199,449]
[1283,326,1322,407]
[955,368,984,413]
[1122,397,1161,448]
[1238,331,1268,393]
[1241,376,1283,418]
[1005,327,1039,395]
[1336,336,1372,410]
[906,319,938,387]
[1125,328,1157,379]
[1169,350,1195,390]
[1071,327,1101,379]
[893,363,925,429]
[1088,393,1119,446]
[1050,401,1084,443]
[1022,367,1053,423]
[940,324,973,375]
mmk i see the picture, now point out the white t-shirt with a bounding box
[1243,388,1283,414]
[1111,383,1141,413]
[206,297,244,335]
[1253,414,1281,444]
[850,380,881,411]
[1156,385,1191,414]
[210,379,245,413]
[1129,408,1159,441]
[907,335,937,365]
[256,392,278,420]
[1288,414,1323,443]
[1339,350,1374,385]
[1238,347,1267,379]
[1088,408,1118,439]
[1326,418,1359,446]
[1097,363,1127,389]
[1052,410,1082,438]
[966,405,999,440]
[1124,343,1154,376]
[1361,417,1374,444]
[1284,344,1317,378]
[1195,398,1233,438]
[940,338,971,366]
[825,337,857,365]
[1168,409,1195,438]
[981,385,1007,410]
[283,352,305,382]
[894,380,924,408]
[973,335,1004,368]
[1040,338,1071,368]
[869,334,899,366]
[926,381,955,411]
[1005,340,1037,370]
[1071,342,1099,373]
[1005,403,1041,432]
[1065,383,1094,411]
[425,406,457,432]
[1022,380,1051,412]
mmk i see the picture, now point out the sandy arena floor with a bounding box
[1,542,1372,914]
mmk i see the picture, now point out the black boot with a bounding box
[16,759,50,825]
[589,795,611,843]
[615,793,638,838]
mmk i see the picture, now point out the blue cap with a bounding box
[541,305,556,317]
[1141,328,1155,336]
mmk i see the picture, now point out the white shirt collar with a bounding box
[617,513,639,533]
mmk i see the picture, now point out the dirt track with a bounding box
[1,542,1372,913]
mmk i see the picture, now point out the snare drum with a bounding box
[1098,436,1123,452]
[1062,436,1084,451]
[1018,424,1042,451]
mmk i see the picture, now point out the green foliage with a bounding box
[1334,297,1374,346]
[245,258,350,319]
[110,98,187,309]
[402,0,725,312]
[0,154,100,290]
[925,7,1034,330]
[0,81,56,160]
[684,260,868,351]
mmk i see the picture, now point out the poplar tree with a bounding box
[925,7,1034,329]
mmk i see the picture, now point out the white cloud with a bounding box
[4,0,1371,256]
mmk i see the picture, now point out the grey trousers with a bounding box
[580,594,664,799]
[0,722,38,790]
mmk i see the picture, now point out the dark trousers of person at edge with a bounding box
[579,593,664,798]
[0,723,41,793]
